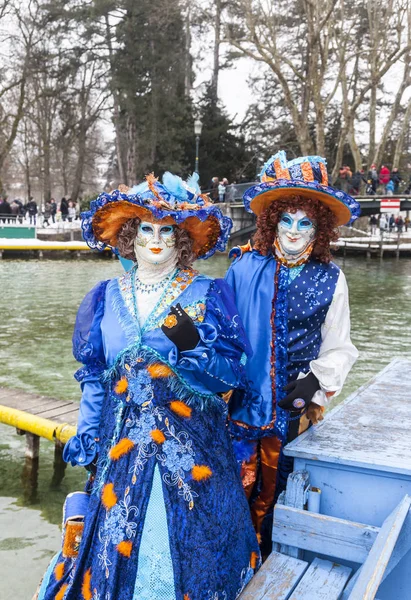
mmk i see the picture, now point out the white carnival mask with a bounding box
[134,221,176,265]
[277,209,317,258]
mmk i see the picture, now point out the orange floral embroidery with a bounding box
[163,314,178,329]
[301,161,314,182]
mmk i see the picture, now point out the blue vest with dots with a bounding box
[287,260,340,380]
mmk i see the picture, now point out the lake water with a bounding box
[1,255,411,597]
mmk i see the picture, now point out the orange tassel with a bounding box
[192,465,212,481]
[151,429,166,444]
[250,551,259,569]
[114,377,128,394]
[54,561,65,582]
[170,401,192,418]
[81,568,92,600]
[117,540,133,557]
[102,483,117,510]
[109,438,135,461]
[55,583,68,600]
[184,595,191,600]
[147,363,174,378]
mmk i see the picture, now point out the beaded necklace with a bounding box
[134,271,175,294]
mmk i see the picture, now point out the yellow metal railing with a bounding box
[0,404,76,443]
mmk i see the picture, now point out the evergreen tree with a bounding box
[198,87,255,187]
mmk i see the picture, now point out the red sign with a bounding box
[380,198,401,213]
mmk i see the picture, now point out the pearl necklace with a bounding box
[134,269,176,294]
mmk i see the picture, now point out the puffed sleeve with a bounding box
[168,279,252,393]
[63,280,109,467]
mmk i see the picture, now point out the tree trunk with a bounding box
[393,98,411,168]
[348,120,362,172]
[211,0,222,103]
[105,14,127,184]
[368,83,377,165]
[71,125,87,202]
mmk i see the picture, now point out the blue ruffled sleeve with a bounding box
[168,279,252,393]
[63,280,109,467]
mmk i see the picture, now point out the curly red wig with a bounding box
[116,218,196,268]
[253,195,338,263]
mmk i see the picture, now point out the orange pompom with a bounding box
[151,429,166,444]
[147,363,174,378]
[170,401,192,418]
[102,483,117,510]
[250,551,259,569]
[81,568,92,600]
[54,561,65,582]
[117,540,133,557]
[191,465,212,481]
[184,595,191,600]
[55,583,68,600]
[109,438,135,461]
[114,377,128,394]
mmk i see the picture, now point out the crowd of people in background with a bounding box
[334,164,410,196]
[369,213,410,236]
[0,196,80,227]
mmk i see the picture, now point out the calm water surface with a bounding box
[0,255,411,595]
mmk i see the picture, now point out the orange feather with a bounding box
[102,483,117,510]
[250,551,259,569]
[170,401,192,418]
[147,363,174,378]
[109,438,135,461]
[81,568,92,600]
[150,429,166,444]
[55,583,68,600]
[54,561,65,582]
[117,540,133,557]
[114,377,128,394]
[184,595,191,600]
[191,465,212,481]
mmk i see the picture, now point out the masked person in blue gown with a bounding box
[35,173,260,600]
[225,151,360,556]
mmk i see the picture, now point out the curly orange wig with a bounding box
[253,195,338,263]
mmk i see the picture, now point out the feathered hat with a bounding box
[243,151,361,226]
[81,172,232,259]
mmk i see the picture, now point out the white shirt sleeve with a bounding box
[308,269,359,406]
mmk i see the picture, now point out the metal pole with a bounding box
[195,135,200,173]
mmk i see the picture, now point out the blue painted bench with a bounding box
[239,470,411,599]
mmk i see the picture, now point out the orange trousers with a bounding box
[239,436,282,543]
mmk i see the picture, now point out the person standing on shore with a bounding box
[225,151,359,556]
[60,197,68,221]
[26,197,38,226]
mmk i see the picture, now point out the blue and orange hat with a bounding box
[81,172,232,259]
[244,151,361,226]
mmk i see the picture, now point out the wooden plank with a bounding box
[32,406,79,420]
[381,507,411,582]
[346,495,411,600]
[239,551,308,600]
[272,505,379,564]
[276,470,309,559]
[289,558,352,600]
[284,358,411,477]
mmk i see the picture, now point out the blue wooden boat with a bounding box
[239,358,411,599]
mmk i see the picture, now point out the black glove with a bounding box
[161,303,200,351]
[84,455,98,476]
[278,372,320,412]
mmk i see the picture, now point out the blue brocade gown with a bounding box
[37,266,260,600]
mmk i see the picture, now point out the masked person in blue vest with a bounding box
[225,151,360,555]
[35,173,260,600]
